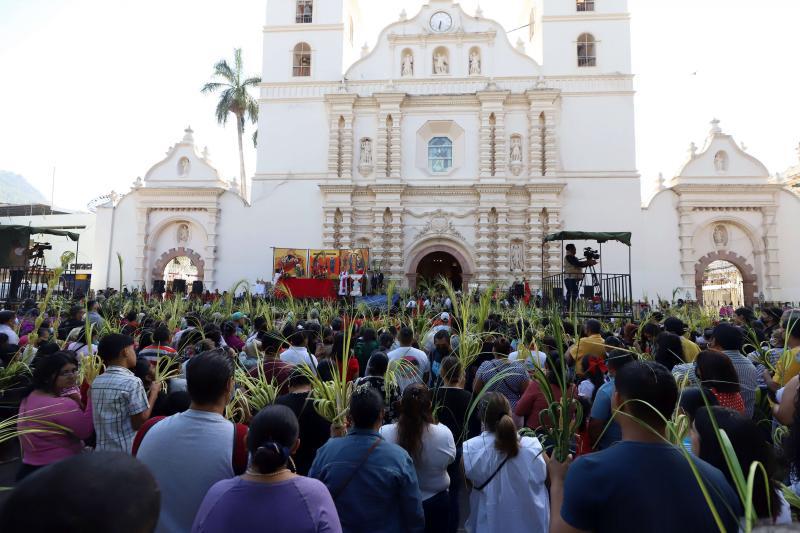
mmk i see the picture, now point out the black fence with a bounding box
[0,267,79,305]
[542,272,634,319]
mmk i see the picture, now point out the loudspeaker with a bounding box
[152,280,166,294]
[583,285,595,299]
[191,281,204,295]
[172,279,187,294]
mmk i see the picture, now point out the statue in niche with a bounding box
[713,225,728,247]
[469,50,481,75]
[177,223,190,244]
[714,151,728,172]
[510,137,523,163]
[434,52,449,74]
[510,242,524,271]
[179,157,190,176]
[360,138,373,165]
[401,54,414,77]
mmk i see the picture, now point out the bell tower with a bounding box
[262,0,363,83]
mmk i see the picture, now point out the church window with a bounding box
[293,43,312,77]
[577,33,596,67]
[428,137,453,173]
[296,0,313,24]
[577,0,595,12]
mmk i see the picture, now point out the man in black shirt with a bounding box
[275,370,331,475]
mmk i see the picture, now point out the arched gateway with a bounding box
[405,240,474,291]
[694,250,757,307]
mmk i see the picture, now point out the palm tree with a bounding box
[201,48,261,200]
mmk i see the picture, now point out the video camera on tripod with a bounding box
[583,247,600,261]
[30,242,53,259]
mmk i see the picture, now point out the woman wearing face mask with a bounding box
[16,350,94,480]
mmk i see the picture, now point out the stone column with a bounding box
[371,208,386,269]
[477,90,508,183]
[495,207,511,279]
[678,205,696,295]
[134,207,148,289]
[325,94,357,179]
[322,208,337,249]
[546,208,562,274]
[526,89,561,178]
[542,110,560,176]
[475,208,491,285]
[389,210,404,282]
[527,208,544,284]
[204,208,219,290]
[340,208,354,250]
[375,93,405,184]
[761,205,780,296]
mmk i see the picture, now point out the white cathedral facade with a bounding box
[90,0,800,305]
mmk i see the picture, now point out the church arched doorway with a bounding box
[415,251,463,290]
[694,251,757,308]
[701,260,744,309]
[164,256,199,293]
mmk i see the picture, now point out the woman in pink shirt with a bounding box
[16,351,94,480]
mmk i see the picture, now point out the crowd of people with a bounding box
[1,291,800,532]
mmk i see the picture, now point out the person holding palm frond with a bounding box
[547,361,742,533]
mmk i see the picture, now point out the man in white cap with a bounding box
[423,312,452,352]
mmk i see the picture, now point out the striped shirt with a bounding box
[91,366,149,452]
[138,344,178,365]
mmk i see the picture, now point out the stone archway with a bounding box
[152,247,206,282]
[695,251,757,307]
[406,239,475,291]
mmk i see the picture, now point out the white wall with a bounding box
[1,212,95,273]
[776,189,800,302]
[559,94,636,172]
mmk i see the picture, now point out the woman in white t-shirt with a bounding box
[380,383,456,533]
[463,392,549,533]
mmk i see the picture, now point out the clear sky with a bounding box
[1,0,798,210]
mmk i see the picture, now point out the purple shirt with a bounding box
[18,392,93,466]
[192,476,342,533]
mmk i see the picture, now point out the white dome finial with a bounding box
[399,9,407,21]
[475,4,484,17]
[709,118,721,135]
[182,126,195,144]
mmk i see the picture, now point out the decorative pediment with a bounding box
[413,210,465,241]
[345,0,541,85]
[143,127,229,189]
[672,119,769,186]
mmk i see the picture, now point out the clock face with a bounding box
[430,11,453,33]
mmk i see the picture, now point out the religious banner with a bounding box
[273,248,308,278]
[340,249,369,275]
[309,249,340,280]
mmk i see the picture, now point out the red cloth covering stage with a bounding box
[277,278,337,300]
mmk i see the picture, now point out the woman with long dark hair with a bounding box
[192,405,341,532]
[463,392,549,532]
[654,332,685,371]
[694,350,745,414]
[16,351,94,480]
[380,383,456,533]
[693,406,789,524]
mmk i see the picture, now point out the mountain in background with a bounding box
[0,170,48,205]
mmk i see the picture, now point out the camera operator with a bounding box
[564,244,598,305]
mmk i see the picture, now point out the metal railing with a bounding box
[542,272,634,319]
